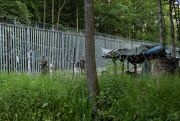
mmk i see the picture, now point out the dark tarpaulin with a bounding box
[102,45,153,64]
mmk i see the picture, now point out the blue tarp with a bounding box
[144,45,165,59]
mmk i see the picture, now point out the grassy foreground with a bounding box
[0,73,180,121]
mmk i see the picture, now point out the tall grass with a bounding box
[0,72,180,121]
[0,73,91,121]
[97,73,180,121]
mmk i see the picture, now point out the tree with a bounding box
[56,0,66,28]
[76,0,79,32]
[0,0,32,23]
[94,0,160,42]
[84,0,99,119]
[52,0,54,29]
[43,0,46,28]
[169,0,176,57]
[158,0,164,44]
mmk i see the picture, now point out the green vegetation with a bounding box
[98,73,180,121]
[0,0,174,43]
[0,73,90,121]
[0,73,179,121]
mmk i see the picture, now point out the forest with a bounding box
[0,0,175,42]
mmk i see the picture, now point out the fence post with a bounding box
[27,27,31,73]
[62,32,64,69]
[7,26,11,74]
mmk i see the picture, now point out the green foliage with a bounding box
[15,1,32,23]
[0,0,176,43]
[0,0,32,23]
[94,0,160,42]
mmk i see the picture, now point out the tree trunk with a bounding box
[174,0,180,44]
[157,0,164,44]
[56,0,66,28]
[43,0,46,29]
[84,0,99,119]
[76,1,79,32]
[169,0,176,57]
[52,0,54,29]
[177,1,180,42]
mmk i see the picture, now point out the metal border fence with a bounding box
[0,23,179,73]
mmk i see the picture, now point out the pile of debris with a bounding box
[102,45,180,74]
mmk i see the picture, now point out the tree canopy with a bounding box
[0,0,176,43]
